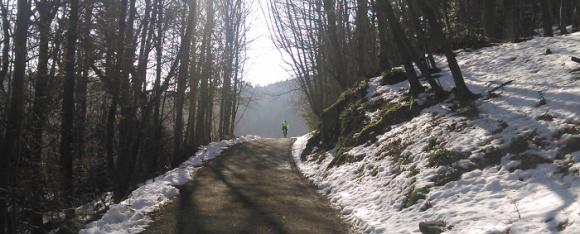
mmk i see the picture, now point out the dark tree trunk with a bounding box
[573,0,580,32]
[60,0,80,205]
[0,4,9,90]
[482,0,497,40]
[174,1,195,165]
[30,2,57,231]
[150,0,164,175]
[416,0,474,99]
[355,0,372,77]
[380,0,444,96]
[76,2,93,161]
[560,0,569,34]
[196,0,214,146]
[115,0,138,201]
[375,1,392,72]
[505,0,521,41]
[1,0,29,232]
[541,0,554,36]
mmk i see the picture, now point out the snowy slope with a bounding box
[293,32,580,233]
[80,136,260,234]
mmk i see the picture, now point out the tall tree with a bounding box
[541,0,554,36]
[196,0,215,145]
[380,0,444,96]
[560,0,570,34]
[482,0,497,40]
[355,0,372,77]
[174,0,195,164]
[0,4,9,90]
[416,0,474,98]
[60,0,80,204]
[1,0,30,231]
[504,0,521,41]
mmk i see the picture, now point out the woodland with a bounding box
[0,0,579,232]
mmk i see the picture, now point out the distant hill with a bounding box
[235,79,309,138]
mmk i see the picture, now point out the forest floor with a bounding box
[141,138,352,234]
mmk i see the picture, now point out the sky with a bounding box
[244,0,291,86]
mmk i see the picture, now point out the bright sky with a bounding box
[245,0,291,86]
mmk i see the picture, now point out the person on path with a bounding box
[281,120,289,138]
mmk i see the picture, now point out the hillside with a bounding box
[292,32,580,233]
[235,80,309,138]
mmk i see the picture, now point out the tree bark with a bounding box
[196,0,214,145]
[380,0,444,96]
[0,4,9,90]
[573,0,580,32]
[541,0,554,36]
[174,0,195,165]
[560,0,569,34]
[482,0,496,40]
[416,0,474,98]
[505,0,521,41]
[375,0,392,72]
[60,0,80,205]
[1,0,29,232]
[355,0,372,77]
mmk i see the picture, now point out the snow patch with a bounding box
[80,135,260,234]
[293,32,580,233]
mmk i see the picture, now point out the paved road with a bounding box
[143,138,352,234]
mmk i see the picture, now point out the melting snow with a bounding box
[293,32,580,233]
[80,135,260,234]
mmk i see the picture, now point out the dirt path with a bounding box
[143,138,352,234]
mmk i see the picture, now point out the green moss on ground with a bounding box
[427,148,466,168]
[560,136,580,156]
[320,80,368,149]
[403,187,430,208]
[355,99,419,146]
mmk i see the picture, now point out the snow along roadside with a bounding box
[80,135,260,234]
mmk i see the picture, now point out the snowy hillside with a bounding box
[293,32,580,233]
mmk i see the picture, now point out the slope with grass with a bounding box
[293,32,580,233]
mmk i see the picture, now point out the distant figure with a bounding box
[281,120,289,138]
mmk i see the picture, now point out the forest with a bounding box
[0,0,579,233]
[0,0,251,232]
[268,0,580,122]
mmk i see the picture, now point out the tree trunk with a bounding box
[196,0,214,146]
[380,0,444,96]
[174,1,195,165]
[30,2,57,231]
[1,0,29,232]
[482,0,497,40]
[573,0,580,32]
[375,1,392,72]
[115,0,138,201]
[541,0,554,36]
[60,0,80,205]
[355,0,372,77]
[560,0,569,34]
[0,4,9,90]
[505,0,521,41]
[76,2,93,162]
[416,0,473,98]
[150,0,164,175]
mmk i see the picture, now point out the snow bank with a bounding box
[80,135,260,234]
[294,32,580,233]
